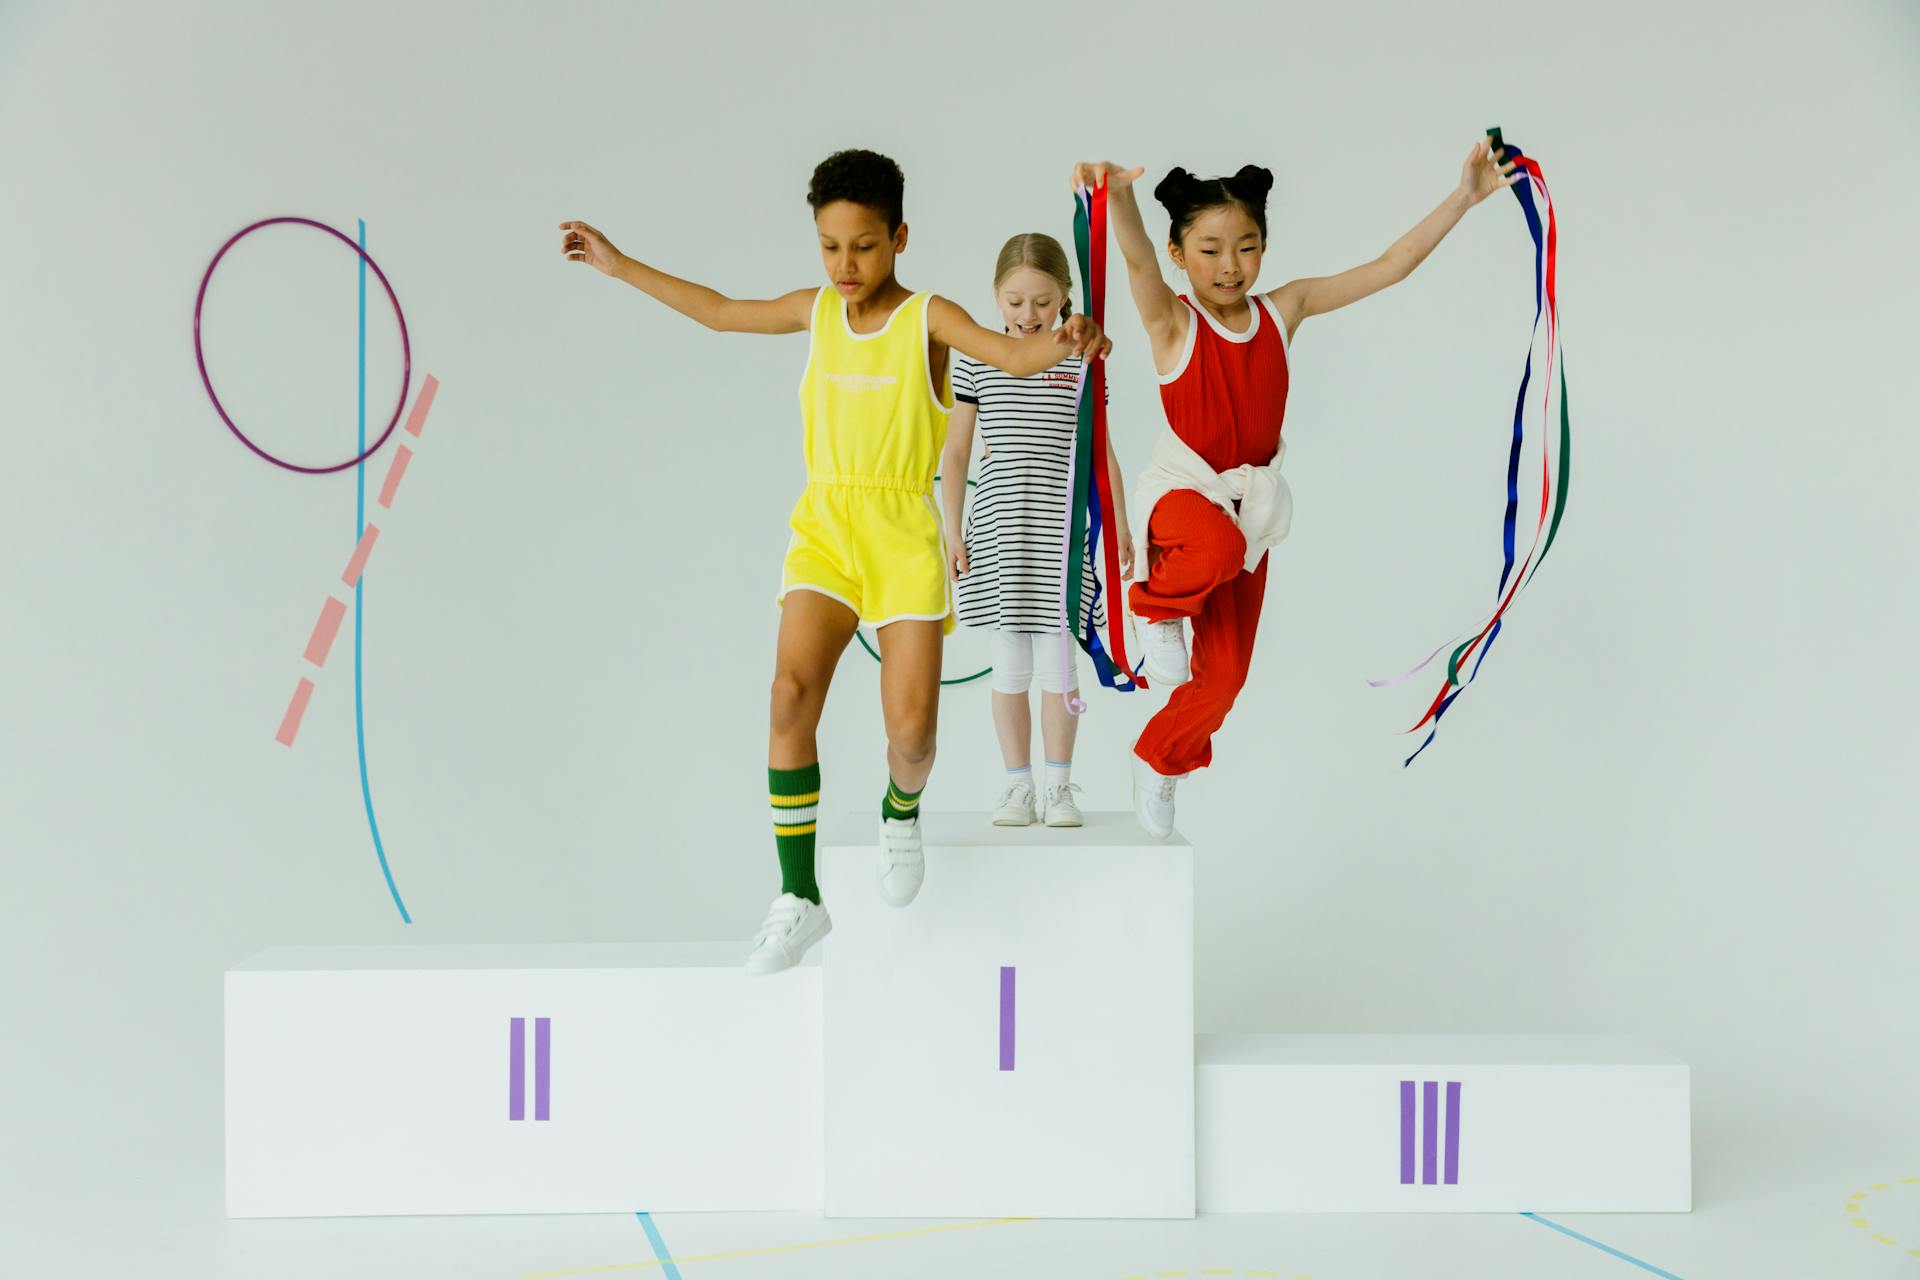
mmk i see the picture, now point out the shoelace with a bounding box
[1155,776,1177,802]
[1046,782,1082,806]
[996,782,1033,810]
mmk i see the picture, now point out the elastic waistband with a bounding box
[806,473,931,495]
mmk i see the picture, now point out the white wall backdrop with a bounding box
[2,0,1916,1242]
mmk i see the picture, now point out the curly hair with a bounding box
[1153,165,1275,246]
[807,149,906,231]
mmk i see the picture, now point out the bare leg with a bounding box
[875,618,944,794]
[1038,687,1081,772]
[769,590,859,770]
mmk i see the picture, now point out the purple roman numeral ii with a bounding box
[509,1017,552,1121]
[1399,1079,1460,1184]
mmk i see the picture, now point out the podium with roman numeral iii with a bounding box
[223,817,1690,1217]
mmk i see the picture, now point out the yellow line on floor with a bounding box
[519,1218,1029,1278]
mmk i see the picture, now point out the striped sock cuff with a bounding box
[771,762,821,835]
[882,777,923,821]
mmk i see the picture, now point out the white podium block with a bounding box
[1197,1035,1691,1212]
[818,811,1194,1218]
[224,943,822,1217]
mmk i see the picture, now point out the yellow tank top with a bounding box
[797,288,953,491]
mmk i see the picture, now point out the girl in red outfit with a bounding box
[1073,144,1518,837]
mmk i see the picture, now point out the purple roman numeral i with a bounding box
[509,1017,552,1121]
[998,966,1016,1072]
[1399,1079,1460,1184]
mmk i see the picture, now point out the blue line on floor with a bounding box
[636,1212,684,1280]
[355,217,411,924]
[1522,1211,1684,1279]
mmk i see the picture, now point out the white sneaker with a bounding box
[877,813,925,907]
[1131,752,1181,838]
[1142,617,1192,685]
[1042,782,1084,827]
[744,892,832,975]
[993,779,1038,826]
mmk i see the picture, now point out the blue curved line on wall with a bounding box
[356,217,412,923]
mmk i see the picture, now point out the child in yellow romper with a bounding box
[562,150,1109,972]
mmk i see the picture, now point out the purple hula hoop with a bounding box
[193,216,412,474]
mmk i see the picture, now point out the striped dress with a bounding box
[952,354,1106,635]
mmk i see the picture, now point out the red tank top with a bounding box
[1158,292,1289,472]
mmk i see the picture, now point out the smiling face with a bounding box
[815,200,905,304]
[995,265,1067,337]
[1169,203,1264,309]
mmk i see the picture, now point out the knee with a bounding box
[990,631,1035,694]
[769,671,823,734]
[888,715,938,766]
[1196,522,1248,583]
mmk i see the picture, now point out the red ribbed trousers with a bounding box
[1127,489,1269,775]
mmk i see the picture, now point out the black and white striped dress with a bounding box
[953,354,1106,635]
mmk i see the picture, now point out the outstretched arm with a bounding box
[1072,162,1182,351]
[560,220,813,334]
[927,296,1110,378]
[1267,137,1518,336]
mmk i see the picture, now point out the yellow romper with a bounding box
[780,287,957,632]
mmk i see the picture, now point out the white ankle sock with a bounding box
[1044,759,1072,790]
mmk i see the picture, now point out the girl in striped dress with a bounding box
[939,234,1132,828]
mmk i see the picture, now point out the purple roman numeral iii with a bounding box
[1399,1079,1460,1184]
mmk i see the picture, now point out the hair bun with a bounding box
[1153,167,1198,215]
[1229,164,1275,204]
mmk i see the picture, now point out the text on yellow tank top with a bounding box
[797,288,953,492]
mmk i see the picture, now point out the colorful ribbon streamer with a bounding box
[1056,179,1144,712]
[1392,132,1570,765]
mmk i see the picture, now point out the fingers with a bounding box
[561,221,598,262]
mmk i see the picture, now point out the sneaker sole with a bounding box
[992,814,1036,826]
[1044,814,1084,827]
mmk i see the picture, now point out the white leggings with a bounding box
[990,629,1080,695]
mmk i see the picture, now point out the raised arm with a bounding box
[560,220,813,334]
[1072,162,1182,352]
[1267,137,1518,336]
[926,296,1109,379]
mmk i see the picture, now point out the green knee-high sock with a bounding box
[881,776,923,823]
[770,762,821,904]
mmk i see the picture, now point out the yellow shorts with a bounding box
[778,481,956,633]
